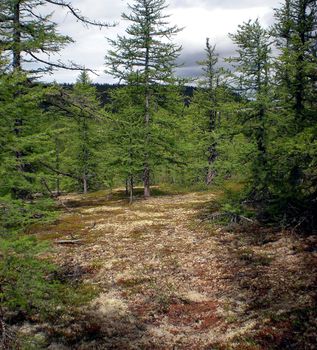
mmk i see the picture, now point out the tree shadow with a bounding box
[194,202,317,349]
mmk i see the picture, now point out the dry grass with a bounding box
[29,188,317,349]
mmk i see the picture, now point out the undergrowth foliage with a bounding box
[0,200,98,348]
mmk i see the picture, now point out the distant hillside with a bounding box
[61,83,196,105]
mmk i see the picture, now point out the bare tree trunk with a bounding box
[206,168,215,185]
[55,137,61,195]
[125,178,129,196]
[81,117,89,195]
[143,162,150,198]
[129,176,134,204]
[83,174,88,194]
[206,108,217,185]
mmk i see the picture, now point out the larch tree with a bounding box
[0,0,111,74]
[0,0,110,198]
[195,38,225,184]
[71,71,103,194]
[269,0,317,227]
[42,72,106,195]
[105,0,182,198]
[106,85,146,203]
[228,19,273,198]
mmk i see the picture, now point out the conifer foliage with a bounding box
[0,0,110,73]
[106,0,182,197]
[228,19,272,198]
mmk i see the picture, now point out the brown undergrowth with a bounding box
[25,188,316,349]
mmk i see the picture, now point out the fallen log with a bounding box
[54,239,83,244]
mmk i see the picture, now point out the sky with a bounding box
[43,0,280,83]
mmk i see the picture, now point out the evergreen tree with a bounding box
[106,0,182,197]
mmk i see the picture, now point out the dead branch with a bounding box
[54,239,83,244]
[40,178,72,214]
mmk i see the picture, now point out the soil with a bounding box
[30,188,317,349]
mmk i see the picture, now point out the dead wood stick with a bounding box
[54,239,83,244]
[41,178,72,213]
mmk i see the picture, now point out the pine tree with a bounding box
[106,0,182,197]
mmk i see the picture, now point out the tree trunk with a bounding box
[55,138,61,196]
[143,22,151,199]
[206,143,217,185]
[13,1,21,70]
[80,117,89,195]
[129,176,134,204]
[83,175,88,194]
[143,73,151,198]
[143,163,150,198]
[125,178,129,196]
[206,107,217,185]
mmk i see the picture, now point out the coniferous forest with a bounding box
[0,0,316,349]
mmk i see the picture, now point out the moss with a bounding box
[116,276,152,289]
[236,248,273,266]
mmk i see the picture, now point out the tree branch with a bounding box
[45,0,115,28]
[40,161,80,180]
[26,51,98,74]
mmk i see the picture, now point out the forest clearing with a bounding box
[1,0,316,348]
[17,188,315,349]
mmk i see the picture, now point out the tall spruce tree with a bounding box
[106,0,182,197]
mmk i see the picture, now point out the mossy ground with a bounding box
[28,187,317,349]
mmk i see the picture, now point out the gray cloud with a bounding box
[176,38,237,79]
[39,0,279,83]
[170,0,279,10]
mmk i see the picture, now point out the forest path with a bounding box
[35,188,317,349]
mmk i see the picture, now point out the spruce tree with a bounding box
[106,0,182,197]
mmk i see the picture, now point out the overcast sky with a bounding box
[43,0,280,83]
